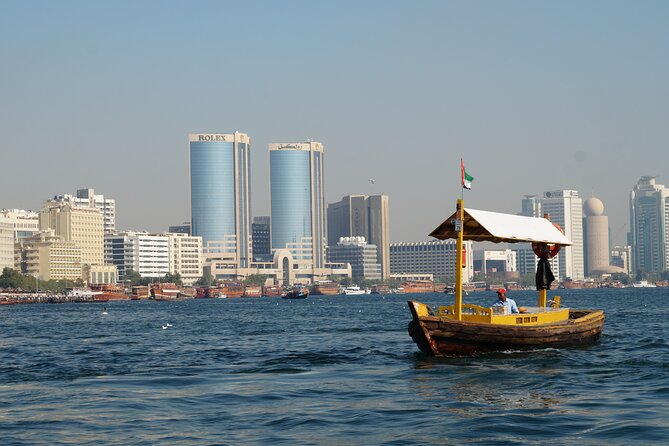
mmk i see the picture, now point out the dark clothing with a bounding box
[536,257,555,290]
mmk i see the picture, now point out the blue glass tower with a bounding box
[269,141,326,268]
[189,132,251,268]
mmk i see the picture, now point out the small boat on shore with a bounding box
[408,199,605,356]
[282,284,309,299]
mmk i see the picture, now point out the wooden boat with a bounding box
[221,282,244,298]
[262,285,284,297]
[150,283,182,301]
[312,281,340,295]
[89,284,129,301]
[370,284,389,294]
[401,280,434,294]
[243,285,262,297]
[408,199,605,356]
[282,284,309,299]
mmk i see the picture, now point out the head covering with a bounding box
[496,288,507,295]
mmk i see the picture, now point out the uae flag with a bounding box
[461,159,474,190]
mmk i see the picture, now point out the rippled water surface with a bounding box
[1,288,668,445]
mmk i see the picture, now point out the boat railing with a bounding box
[438,304,493,323]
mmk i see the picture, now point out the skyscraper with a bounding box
[583,197,611,275]
[189,132,252,268]
[327,194,390,279]
[269,141,326,269]
[629,176,669,274]
[541,190,584,280]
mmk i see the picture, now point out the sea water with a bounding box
[1,288,668,445]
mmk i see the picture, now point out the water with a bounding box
[1,288,668,445]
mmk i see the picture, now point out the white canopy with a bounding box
[429,207,572,245]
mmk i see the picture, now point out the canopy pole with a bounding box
[454,199,464,320]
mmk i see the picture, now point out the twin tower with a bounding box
[188,133,326,276]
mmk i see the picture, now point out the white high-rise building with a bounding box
[541,190,584,280]
[104,232,170,280]
[166,233,203,286]
[54,188,116,233]
[0,217,14,271]
[629,176,669,274]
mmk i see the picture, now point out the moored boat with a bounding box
[89,284,129,301]
[221,282,244,298]
[262,285,284,297]
[370,284,389,294]
[407,199,605,356]
[150,283,182,301]
[401,280,434,294]
[282,284,309,299]
[312,281,341,295]
[342,285,366,295]
[243,285,262,297]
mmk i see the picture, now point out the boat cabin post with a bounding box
[454,199,464,320]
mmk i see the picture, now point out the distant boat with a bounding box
[312,281,341,295]
[632,280,657,288]
[342,285,366,295]
[282,285,309,299]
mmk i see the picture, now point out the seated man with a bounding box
[491,288,519,314]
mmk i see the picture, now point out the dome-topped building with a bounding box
[583,196,610,276]
[583,197,604,217]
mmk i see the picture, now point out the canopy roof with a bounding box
[429,208,572,245]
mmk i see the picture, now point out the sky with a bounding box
[1,0,667,246]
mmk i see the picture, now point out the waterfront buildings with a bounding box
[521,195,542,218]
[0,218,13,271]
[327,194,390,280]
[582,196,621,276]
[39,201,104,269]
[629,176,669,274]
[0,209,39,241]
[167,233,203,285]
[104,232,170,280]
[168,222,191,235]
[327,237,382,281]
[104,231,203,284]
[611,245,632,274]
[541,190,584,280]
[269,141,326,270]
[252,216,272,262]
[15,230,82,281]
[189,132,252,268]
[473,249,518,282]
[390,240,474,283]
[54,188,116,233]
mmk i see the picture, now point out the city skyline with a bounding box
[1,1,668,247]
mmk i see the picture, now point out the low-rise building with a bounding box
[327,236,382,281]
[390,240,474,283]
[15,230,82,281]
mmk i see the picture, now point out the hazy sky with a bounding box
[1,1,667,246]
